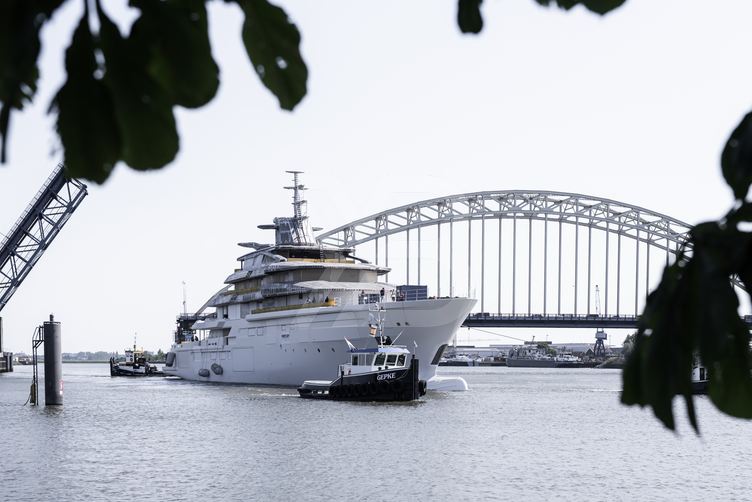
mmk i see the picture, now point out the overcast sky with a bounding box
[2,0,751,353]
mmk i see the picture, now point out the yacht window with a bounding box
[397,354,406,366]
[351,355,358,365]
[386,354,398,366]
[374,353,385,366]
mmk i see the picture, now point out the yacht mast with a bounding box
[282,170,316,245]
[285,170,307,221]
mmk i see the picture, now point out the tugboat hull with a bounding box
[692,380,708,395]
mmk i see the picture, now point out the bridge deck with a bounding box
[463,313,752,329]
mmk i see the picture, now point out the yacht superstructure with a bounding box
[164,172,476,387]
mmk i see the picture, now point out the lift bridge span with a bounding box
[0,164,87,370]
[317,190,751,330]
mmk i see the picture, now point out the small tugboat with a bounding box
[298,304,427,401]
[297,343,426,401]
[110,339,163,377]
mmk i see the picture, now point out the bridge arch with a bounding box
[318,190,692,249]
[317,191,703,319]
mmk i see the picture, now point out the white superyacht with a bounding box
[164,172,475,389]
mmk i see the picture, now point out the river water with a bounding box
[1,364,750,501]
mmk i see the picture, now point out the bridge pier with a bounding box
[43,315,63,406]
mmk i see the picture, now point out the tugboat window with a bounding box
[374,353,386,366]
[397,354,406,366]
[386,354,398,366]
[351,355,358,365]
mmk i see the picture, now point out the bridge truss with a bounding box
[0,164,88,312]
[317,191,710,319]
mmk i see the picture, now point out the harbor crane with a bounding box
[0,164,87,371]
[593,285,608,358]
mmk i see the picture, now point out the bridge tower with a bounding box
[0,164,87,371]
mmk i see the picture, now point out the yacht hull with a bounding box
[164,297,475,386]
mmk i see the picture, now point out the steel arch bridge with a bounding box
[317,190,720,329]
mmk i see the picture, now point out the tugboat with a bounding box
[298,305,427,401]
[297,343,426,401]
[110,339,163,377]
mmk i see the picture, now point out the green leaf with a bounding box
[732,202,752,222]
[689,225,752,419]
[0,1,65,162]
[236,0,308,111]
[97,2,179,170]
[739,255,752,314]
[458,0,484,34]
[623,222,752,431]
[129,0,219,109]
[721,112,752,200]
[534,0,627,15]
[622,262,695,431]
[50,13,122,183]
[708,320,752,419]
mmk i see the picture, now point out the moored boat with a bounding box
[506,341,558,368]
[506,341,592,368]
[439,354,477,366]
[691,363,709,395]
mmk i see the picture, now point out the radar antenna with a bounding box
[284,170,307,220]
[258,171,318,246]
